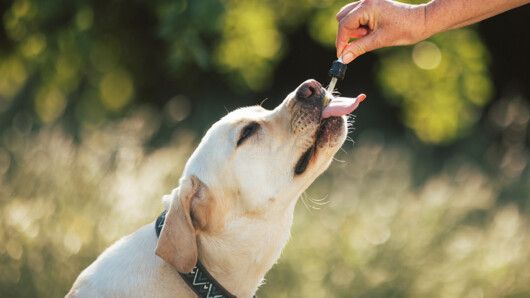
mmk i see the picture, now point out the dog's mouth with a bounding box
[294,117,343,175]
[294,137,317,176]
[292,83,362,176]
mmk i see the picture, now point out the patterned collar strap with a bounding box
[155,211,237,298]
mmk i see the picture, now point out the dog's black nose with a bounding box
[295,79,323,102]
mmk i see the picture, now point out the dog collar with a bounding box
[155,211,237,298]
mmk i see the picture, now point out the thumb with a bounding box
[341,33,379,64]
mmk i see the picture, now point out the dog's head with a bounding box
[156,79,360,272]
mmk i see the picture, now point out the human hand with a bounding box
[336,0,427,64]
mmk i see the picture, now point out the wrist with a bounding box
[410,3,430,43]
[422,0,458,38]
[393,1,431,46]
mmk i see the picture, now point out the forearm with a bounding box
[423,0,529,38]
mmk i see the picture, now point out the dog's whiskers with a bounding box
[333,157,345,163]
[310,194,330,203]
[300,192,313,212]
[260,98,269,107]
[302,192,329,211]
[307,194,330,208]
[300,192,327,211]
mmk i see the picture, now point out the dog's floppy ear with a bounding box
[155,175,211,273]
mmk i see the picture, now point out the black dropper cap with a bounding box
[328,59,347,80]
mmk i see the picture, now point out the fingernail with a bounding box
[359,94,366,102]
[336,44,344,58]
[342,52,353,64]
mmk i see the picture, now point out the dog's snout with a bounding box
[295,80,323,102]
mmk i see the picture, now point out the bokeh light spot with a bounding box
[12,0,30,18]
[412,41,442,70]
[76,7,93,31]
[379,30,493,144]
[164,95,191,124]
[214,1,283,91]
[6,239,23,260]
[250,29,281,59]
[99,68,134,111]
[55,52,82,86]
[63,232,82,255]
[21,34,46,58]
[35,85,66,123]
[0,56,28,99]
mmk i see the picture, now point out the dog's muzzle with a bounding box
[291,80,345,175]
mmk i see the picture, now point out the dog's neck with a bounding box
[196,206,296,298]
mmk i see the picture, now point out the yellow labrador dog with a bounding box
[67,79,363,298]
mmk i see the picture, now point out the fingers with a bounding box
[341,33,379,63]
[336,4,371,57]
[350,27,369,38]
[336,28,370,58]
[336,1,362,22]
[336,15,360,57]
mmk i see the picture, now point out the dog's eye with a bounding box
[237,122,260,146]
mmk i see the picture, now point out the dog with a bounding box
[67,79,363,297]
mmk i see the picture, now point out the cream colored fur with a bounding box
[67,80,349,298]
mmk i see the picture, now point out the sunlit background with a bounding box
[1,0,529,297]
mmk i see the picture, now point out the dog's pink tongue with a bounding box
[322,94,366,118]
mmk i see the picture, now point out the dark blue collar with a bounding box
[155,211,237,298]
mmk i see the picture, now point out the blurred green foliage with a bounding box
[0,0,497,143]
[0,0,529,297]
[378,29,493,144]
